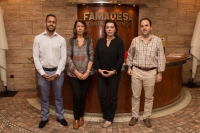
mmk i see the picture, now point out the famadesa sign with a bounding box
[83,12,133,26]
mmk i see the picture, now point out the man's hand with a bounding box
[156,73,162,83]
[127,67,132,76]
[42,74,51,80]
[49,73,59,81]
[42,73,58,81]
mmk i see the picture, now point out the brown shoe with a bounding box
[129,117,138,126]
[79,117,84,126]
[73,120,79,130]
[143,118,152,128]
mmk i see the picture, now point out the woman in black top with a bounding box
[94,20,124,127]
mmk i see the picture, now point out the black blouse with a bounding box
[94,37,124,73]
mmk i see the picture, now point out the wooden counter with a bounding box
[36,54,190,113]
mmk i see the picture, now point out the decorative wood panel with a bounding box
[37,64,183,113]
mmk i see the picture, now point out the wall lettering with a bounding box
[84,12,132,26]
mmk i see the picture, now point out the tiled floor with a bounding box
[0,86,200,133]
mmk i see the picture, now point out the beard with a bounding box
[142,30,149,35]
[46,26,55,33]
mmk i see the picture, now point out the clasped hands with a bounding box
[98,69,115,77]
[75,70,89,80]
[42,73,59,81]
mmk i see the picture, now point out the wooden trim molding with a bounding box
[66,0,147,7]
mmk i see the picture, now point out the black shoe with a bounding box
[57,118,68,126]
[38,119,49,128]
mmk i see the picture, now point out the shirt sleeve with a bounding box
[94,39,100,70]
[114,39,124,72]
[157,39,166,72]
[126,39,135,67]
[88,38,94,62]
[56,37,67,75]
[67,39,77,73]
[33,36,45,76]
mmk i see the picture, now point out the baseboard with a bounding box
[0,91,18,97]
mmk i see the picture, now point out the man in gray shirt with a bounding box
[33,14,67,128]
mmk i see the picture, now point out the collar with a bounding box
[43,30,58,37]
[103,37,117,41]
[140,34,154,41]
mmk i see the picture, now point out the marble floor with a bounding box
[0,86,200,133]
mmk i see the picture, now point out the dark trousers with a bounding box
[68,75,92,120]
[97,72,121,122]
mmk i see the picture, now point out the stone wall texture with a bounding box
[0,0,199,91]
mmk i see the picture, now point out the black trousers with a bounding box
[68,75,92,120]
[97,72,121,122]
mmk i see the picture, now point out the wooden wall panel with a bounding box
[77,4,139,51]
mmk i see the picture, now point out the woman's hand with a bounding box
[80,71,90,80]
[98,69,115,77]
[74,70,83,80]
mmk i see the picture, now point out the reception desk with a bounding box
[36,54,190,113]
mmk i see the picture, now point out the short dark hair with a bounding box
[72,20,88,39]
[103,19,119,38]
[46,14,57,22]
[140,18,152,26]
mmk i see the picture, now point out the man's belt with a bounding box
[43,67,57,71]
[134,66,156,71]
